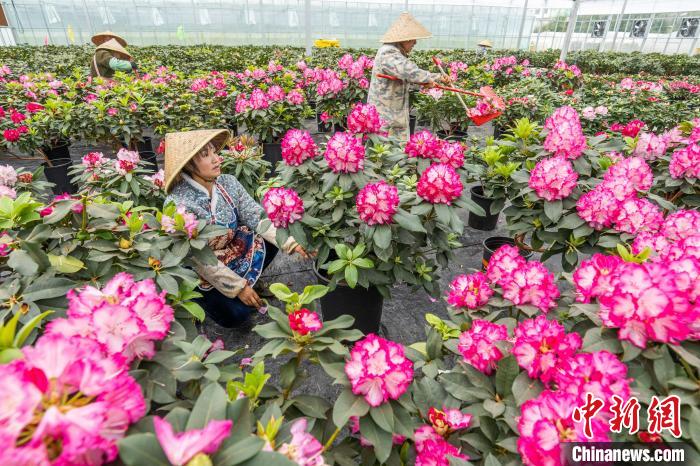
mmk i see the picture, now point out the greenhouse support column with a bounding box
[517,0,529,50]
[559,0,580,62]
[609,0,627,52]
[304,0,311,56]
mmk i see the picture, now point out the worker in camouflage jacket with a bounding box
[89,31,137,79]
[368,13,450,141]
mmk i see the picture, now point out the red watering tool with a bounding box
[376,56,505,126]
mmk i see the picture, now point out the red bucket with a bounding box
[470,111,502,126]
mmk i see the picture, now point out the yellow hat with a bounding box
[96,38,132,60]
[381,12,432,43]
[91,31,127,47]
[163,129,230,193]
[478,40,493,48]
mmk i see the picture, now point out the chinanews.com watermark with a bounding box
[562,392,699,465]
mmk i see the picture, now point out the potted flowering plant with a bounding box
[219,135,271,199]
[544,60,584,92]
[259,104,483,333]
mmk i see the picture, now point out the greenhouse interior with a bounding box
[0,0,699,465]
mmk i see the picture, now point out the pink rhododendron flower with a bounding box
[154,416,232,466]
[115,148,140,175]
[286,89,305,105]
[528,155,578,201]
[0,185,16,199]
[633,132,668,160]
[10,110,26,124]
[613,197,664,235]
[512,315,582,383]
[601,156,653,200]
[145,169,165,189]
[576,187,620,230]
[323,132,365,173]
[288,308,323,335]
[485,244,526,286]
[107,107,118,116]
[427,407,472,436]
[262,187,305,228]
[500,261,560,312]
[277,418,328,466]
[446,272,493,309]
[572,253,623,303]
[669,141,700,179]
[405,130,442,159]
[319,111,331,123]
[249,88,270,109]
[347,103,383,134]
[457,319,509,375]
[518,390,608,466]
[3,128,20,142]
[235,95,251,113]
[0,164,17,186]
[82,151,107,171]
[435,141,465,168]
[543,106,587,159]
[177,205,199,238]
[661,209,700,243]
[553,351,631,414]
[267,85,285,101]
[355,180,399,225]
[25,102,44,113]
[281,129,317,166]
[414,425,469,466]
[0,333,147,464]
[417,163,463,204]
[344,334,413,407]
[54,193,84,214]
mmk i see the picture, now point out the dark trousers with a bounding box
[196,241,279,328]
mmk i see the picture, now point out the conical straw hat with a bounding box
[91,30,127,46]
[478,40,493,48]
[164,129,230,193]
[96,38,132,60]
[380,12,432,43]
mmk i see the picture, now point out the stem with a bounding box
[80,195,88,235]
[282,349,304,401]
[678,356,699,383]
[322,426,342,452]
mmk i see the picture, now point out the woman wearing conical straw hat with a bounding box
[477,39,493,56]
[89,31,137,79]
[368,12,451,141]
[163,129,311,328]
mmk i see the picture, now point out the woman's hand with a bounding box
[439,74,453,84]
[292,244,315,259]
[239,285,263,308]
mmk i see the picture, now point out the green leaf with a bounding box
[0,310,21,348]
[370,402,394,433]
[269,283,295,301]
[214,436,265,465]
[373,225,392,249]
[14,311,53,347]
[299,284,329,305]
[237,451,297,466]
[181,301,205,321]
[333,388,370,428]
[544,199,563,223]
[8,249,38,276]
[495,355,519,398]
[344,264,358,288]
[47,254,85,274]
[512,371,543,406]
[186,382,227,430]
[360,415,392,463]
[394,211,427,233]
[118,433,170,466]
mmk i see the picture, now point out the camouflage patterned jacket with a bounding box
[368,44,440,141]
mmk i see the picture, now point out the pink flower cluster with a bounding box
[669,141,700,179]
[427,407,472,436]
[572,253,623,303]
[577,157,661,234]
[543,106,587,159]
[405,130,442,159]
[610,119,645,138]
[235,86,305,113]
[633,131,668,160]
[262,187,305,228]
[323,132,365,173]
[414,425,469,466]
[446,272,493,309]
[154,417,232,466]
[486,244,560,312]
[553,60,582,76]
[161,205,199,238]
[45,273,174,363]
[281,129,317,166]
[82,151,107,171]
[0,165,17,193]
[347,103,383,134]
[338,54,373,80]
[355,180,399,226]
[0,274,173,464]
[513,315,582,383]
[316,69,346,97]
[145,169,165,189]
[344,334,413,407]
[115,148,140,175]
[457,319,508,375]
[528,155,578,201]
[288,308,323,335]
[277,418,328,466]
[518,390,608,466]
[417,163,463,204]
[581,105,608,120]
[435,141,466,169]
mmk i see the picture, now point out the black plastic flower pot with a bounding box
[43,158,76,195]
[136,136,158,172]
[409,114,417,135]
[42,141,71,162]
[313,263,383,335]
[481,236,533,271]
[437,129,469,141]
[136,135,153,154]
[262,142,282,170]
[468,185,500,231]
